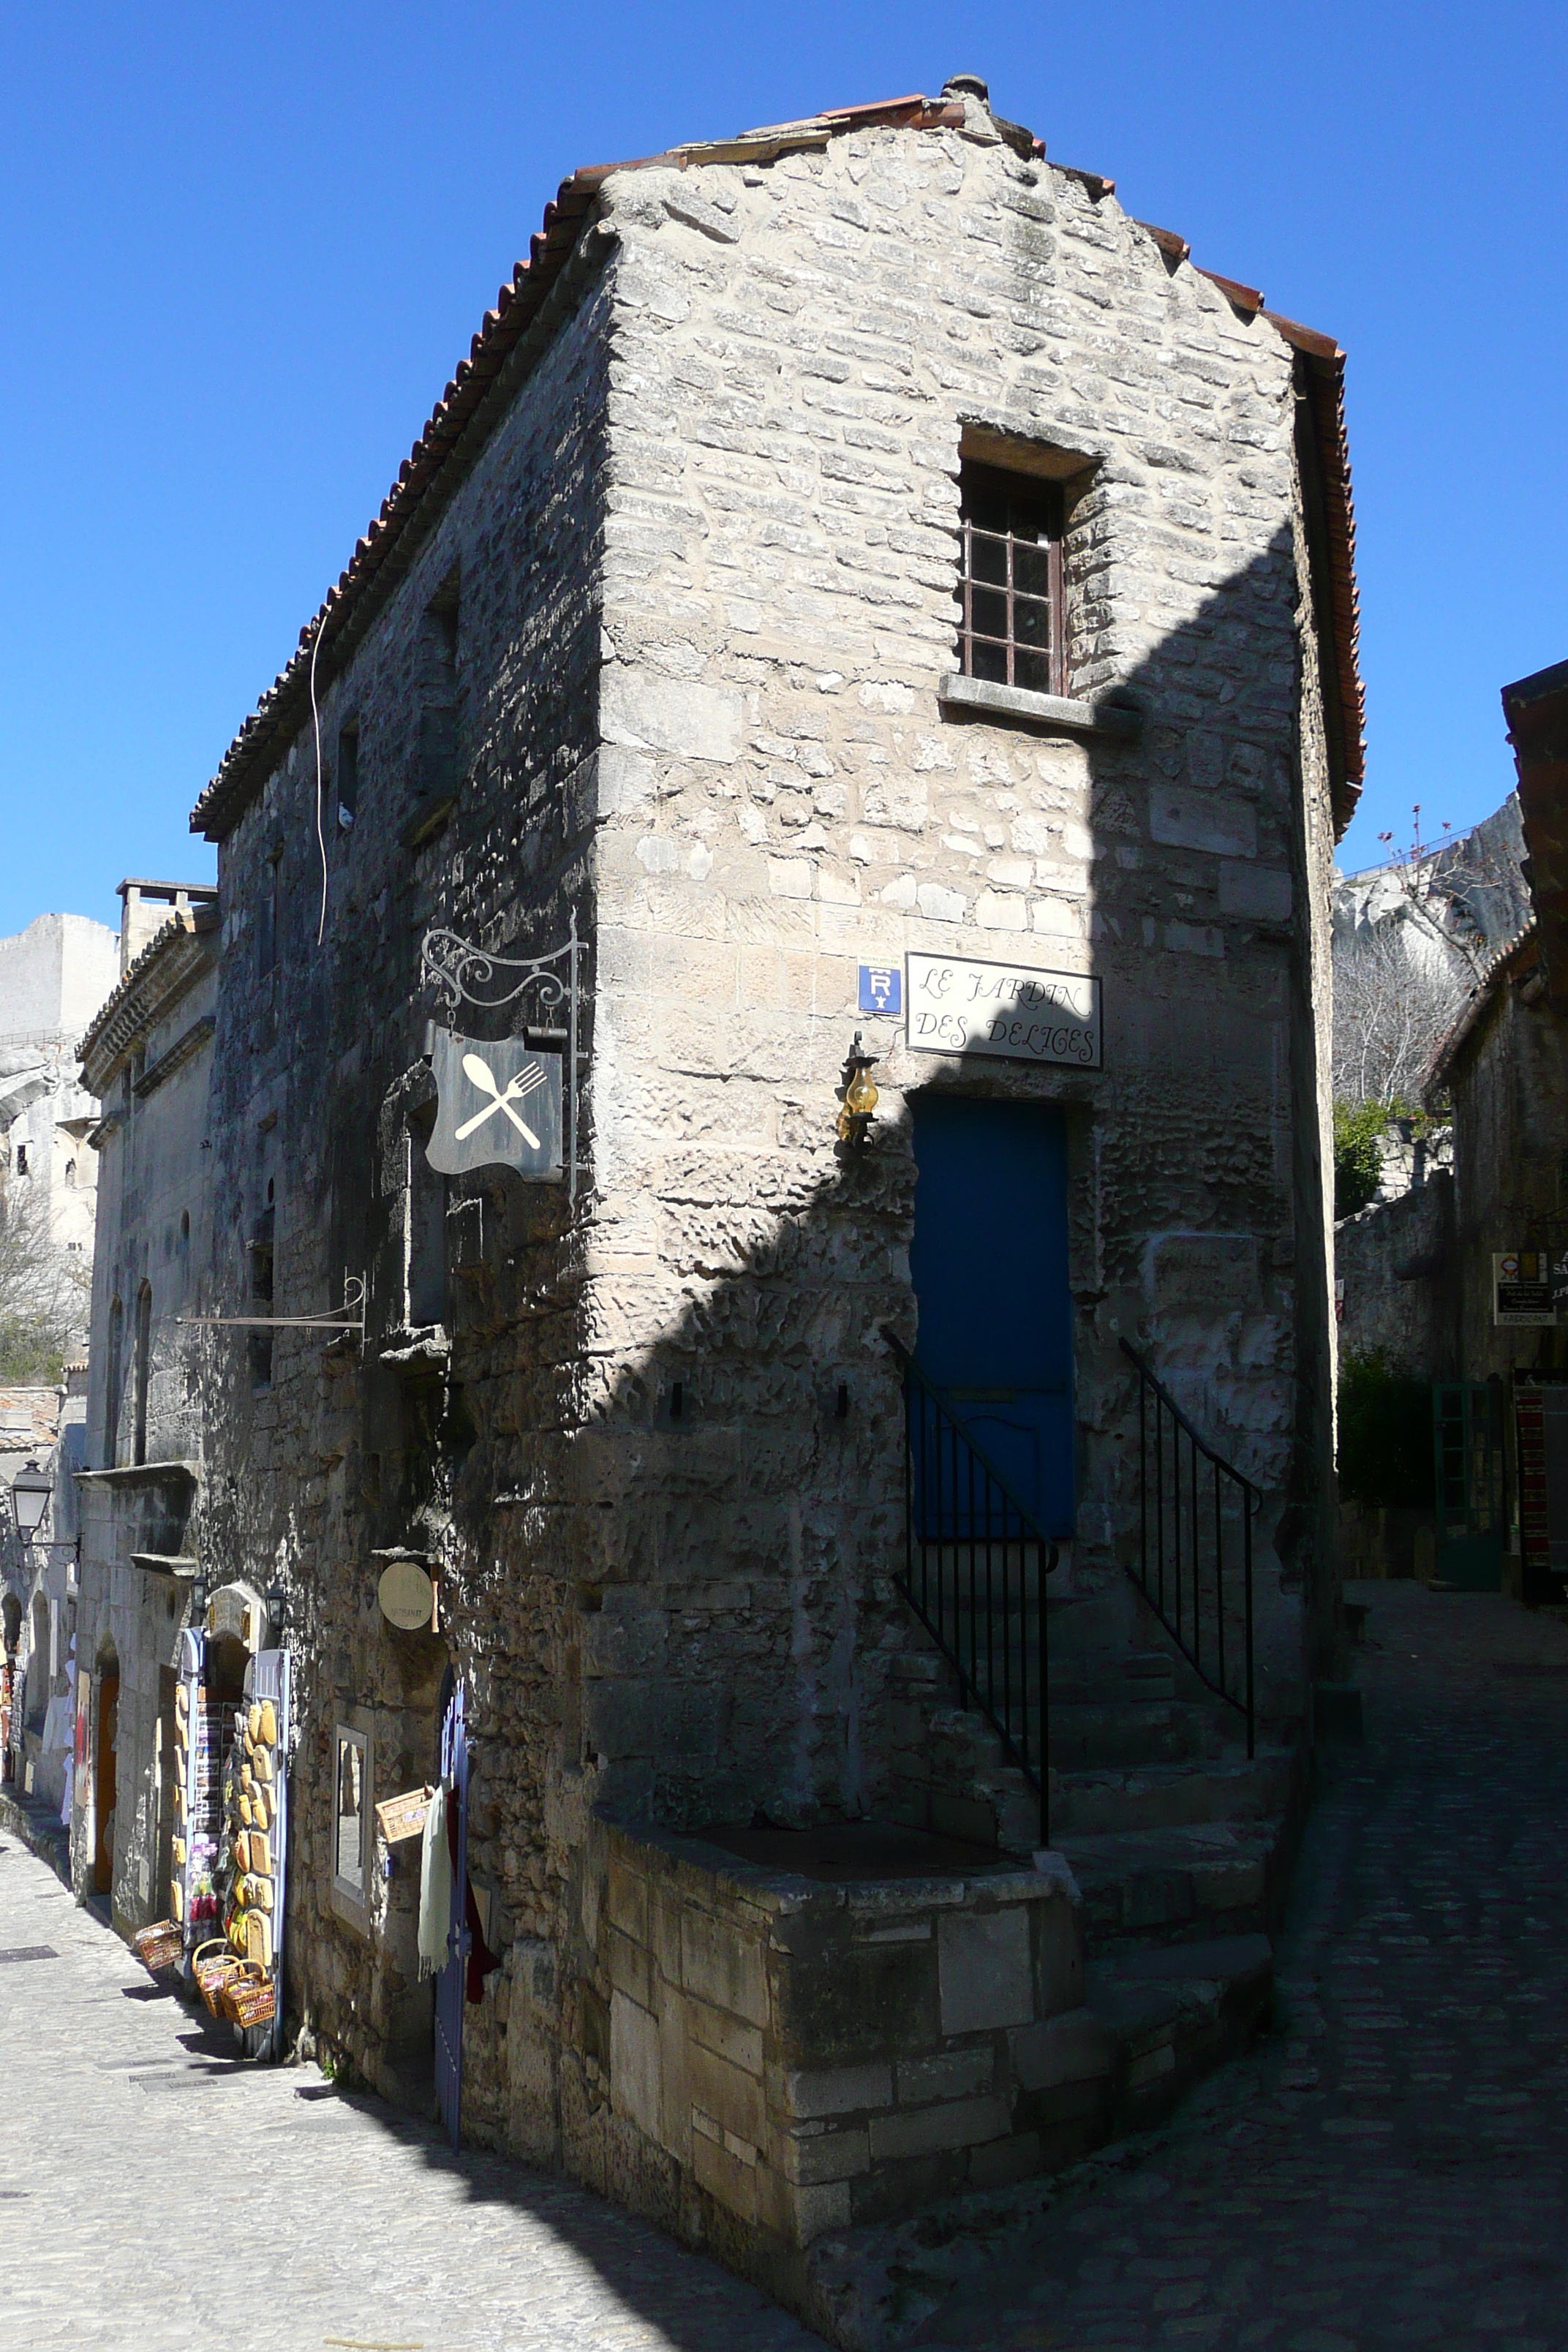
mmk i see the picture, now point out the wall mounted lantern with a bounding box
[835,1032,881,1149]
[10,1460,51,1540]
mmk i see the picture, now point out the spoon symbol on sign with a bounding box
[455,1053,546,1146]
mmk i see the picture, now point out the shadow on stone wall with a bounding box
[337,524,1346,1959]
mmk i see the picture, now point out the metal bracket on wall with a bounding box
[180,1273,366,1346]
[419,911,583,1204]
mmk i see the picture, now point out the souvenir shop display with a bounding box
[215,1651,290,2048]
[170,1630,224,1930]
[132,1919,184,1974]
[170,1615,290,2057]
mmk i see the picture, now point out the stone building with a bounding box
[1417,657,1568,1602]
[1,905,118,1816]
[71,882,219,1917]
[177,80,1360,2314]
[0,908,118,1299]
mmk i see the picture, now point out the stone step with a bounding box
[1048,1649,1177,1703]
[1050,1748,1295,1837]
[1057,1817,1286,1949]
[1047,1699,1221,1771]
[1086,1931,1275,2132]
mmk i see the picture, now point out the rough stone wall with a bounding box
[576,1813,1088,2296]
[195,260,615,2097]
[1336,1175,1455,1382]
[583,106,1335,1814]
[1447,981,1568,1384]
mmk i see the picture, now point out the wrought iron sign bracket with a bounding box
[181,1273,367,1350]
[419,913,583,1202]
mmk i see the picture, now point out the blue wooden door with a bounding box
[434,1681,470,2151]
[909,1094,1074,1537]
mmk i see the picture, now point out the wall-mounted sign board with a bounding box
[859,962,902,1016]
[1493,1251,1557,1328]
[905,952,1101,1069]
[377,1558,436,1630]
[374,1785,436,1844]
[426,1028,562,1180]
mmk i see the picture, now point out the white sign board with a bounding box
[905,952,1101,1069]
[377,1558,436,1629]
[1493,1252,1557,1328]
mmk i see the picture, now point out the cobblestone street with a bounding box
[905,1583,1568,2351]
[2,1583,1567,2351]
[0,1849,818,2350]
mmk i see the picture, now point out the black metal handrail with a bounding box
[887,1333,1058,1846]
[1119,1338,1256,1757]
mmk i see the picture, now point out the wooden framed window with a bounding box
[958,461,1065,697]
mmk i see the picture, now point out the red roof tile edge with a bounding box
[1268,314,1364,830]
[189,103,1363,844]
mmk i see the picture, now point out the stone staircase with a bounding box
[887,1578,1304,2137]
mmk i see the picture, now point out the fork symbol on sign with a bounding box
[456,1054,547,1147]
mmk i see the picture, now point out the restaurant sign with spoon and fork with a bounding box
[419,919,579,1186]
[424,1029,563,1179]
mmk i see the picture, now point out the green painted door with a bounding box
[1432,1382,1506,1590]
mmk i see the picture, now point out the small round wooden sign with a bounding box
[377,1558,434,1630]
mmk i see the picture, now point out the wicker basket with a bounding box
[192,1939,243,2019]
[132,1921,184,1974]
[220,1961,276,2030]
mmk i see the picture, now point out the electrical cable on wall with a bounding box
[309,617,328,947]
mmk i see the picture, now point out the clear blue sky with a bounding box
[1,1,1564,935]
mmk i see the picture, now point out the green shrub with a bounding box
[1338,1350,1433,1508]
[1333,1099,1386,1220]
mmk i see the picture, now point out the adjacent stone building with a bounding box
[162,79,1360,2313]
[72,882,219,1916]
[1,905,118,1820]
[1416,659,1568,1601]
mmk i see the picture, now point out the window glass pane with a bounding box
[969,638,1009,685]
[336,1733,366,1894]
[1015,646,1055,695]
[1014,595,1054,649]
[968,531,1007,587]
[1006,501,1050,543]
[962,477,1008,534]
[1013,541,1054,598]
[969,587,1009,641]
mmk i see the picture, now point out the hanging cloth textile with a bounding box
[417,1777,453,1979]
[445,1786,499,2005]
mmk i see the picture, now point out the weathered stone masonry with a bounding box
[181,82,1358,2306]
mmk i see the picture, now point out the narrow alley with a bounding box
[4,1582,1565,2350]
[0,1852,819,2350]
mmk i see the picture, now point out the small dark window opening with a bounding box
[248,1205,275,1391]
[417,577,460,805]
[15,1145,27,1176]
[132,1281,152,1466]
[105,1296,124,1466]
[257,856,281,978]
[336,723,360,831]
[405,1107,447,1329]
[958,462,1066,698]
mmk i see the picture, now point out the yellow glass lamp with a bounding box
[836,1033,881,1147]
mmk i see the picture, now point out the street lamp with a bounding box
[10,1461,52,1541]
[11,1460,80,1591]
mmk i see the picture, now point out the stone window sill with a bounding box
[938,672,1142,739]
